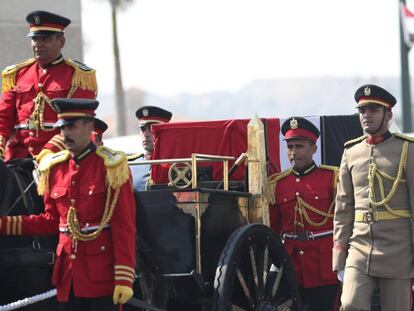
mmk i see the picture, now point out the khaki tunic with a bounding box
[333,135,414,279]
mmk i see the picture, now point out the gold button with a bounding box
[38,83,43,88]
[29,132,34,137]
[299,250,304,255]
[42,69,47,74]
[284,198,287,202]
[88,190,93,195]
[296,178,300,182]
[315,196,319,200]
[54,193,58,197]
[100,246,106,251]
[75,164,79,169]
[71,181,75,186]
[28,147,34,152]
[71,199,76,204]
[295,192,300,197]
[70,254,76,260]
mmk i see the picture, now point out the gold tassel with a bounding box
[106,159,130,189]
[71,69,98,92]
[2,59,36,92]
[37,170,50,195]
[2,70,16,92]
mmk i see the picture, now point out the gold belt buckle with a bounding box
[363,211,378,223]
[28,118,36,130]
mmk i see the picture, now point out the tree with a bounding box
[108,0,134,136]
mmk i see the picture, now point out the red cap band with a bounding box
[285,128,318,143]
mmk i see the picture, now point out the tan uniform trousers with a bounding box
[340,267,412,311]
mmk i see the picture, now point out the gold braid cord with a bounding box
[66,148,129,242]
[67,186,120,242]
[30,92,55,131]
[368,141,410,217]
[295,197,334,227]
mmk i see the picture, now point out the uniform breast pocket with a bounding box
[14,83,35,111]
[50,186,68,212]
[45,81,69,97]
[79,184,106,214]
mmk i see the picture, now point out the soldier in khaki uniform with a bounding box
[333,84,414,311]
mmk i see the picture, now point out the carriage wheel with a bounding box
[212,224,301,311]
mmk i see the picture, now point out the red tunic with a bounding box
[0,146,136,301]
[269,165,338,288]
[0,58,96,161]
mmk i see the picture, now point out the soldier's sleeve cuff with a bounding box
[332,241,348,271]
[114,265,135,286]
[0,216,23,235]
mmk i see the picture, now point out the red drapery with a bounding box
[151,118,280,184]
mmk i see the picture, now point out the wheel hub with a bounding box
[256,301,277,311]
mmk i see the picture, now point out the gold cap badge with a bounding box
[142,108,149,117]
[290,118,298,129]
[364,86,371,96]
[34,15,41,25]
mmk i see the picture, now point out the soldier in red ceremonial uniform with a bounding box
[0,10,97,162]
[0,98,136,310]
[268,117,339,311]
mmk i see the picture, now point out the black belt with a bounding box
[0,248,55,266]
[282,230,333,241]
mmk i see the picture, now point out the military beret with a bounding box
[281,117,320,143]
[354,84,396,109]
[26,10,71,37]
[135,106,172,126]
[51,98,98,128]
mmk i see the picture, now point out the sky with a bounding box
[81,0,414,97]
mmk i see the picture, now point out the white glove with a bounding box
[337,269,344,282]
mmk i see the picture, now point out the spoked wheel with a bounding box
[213,224,301,311]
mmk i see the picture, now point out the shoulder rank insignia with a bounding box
[394,132,414,142]
[96,146,130,189]
[319,164,339,172]
[38,150,70,173]
[267,169,292,204]
[37,150,70,195]
[2,58,36,92]
[344,135,366,149]
[64,59,97,93]
[127,153,144,161]
[320,164,339,189]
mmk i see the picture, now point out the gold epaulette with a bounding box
[320,164,339,189]
[64,59,98,93]
[37,150,71,195]
[2,58,36,92]
[267,169,292,204]
[96,146,130,189]
[344,135,366,149]
[394,132,414,142]
[127,153,144,161]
